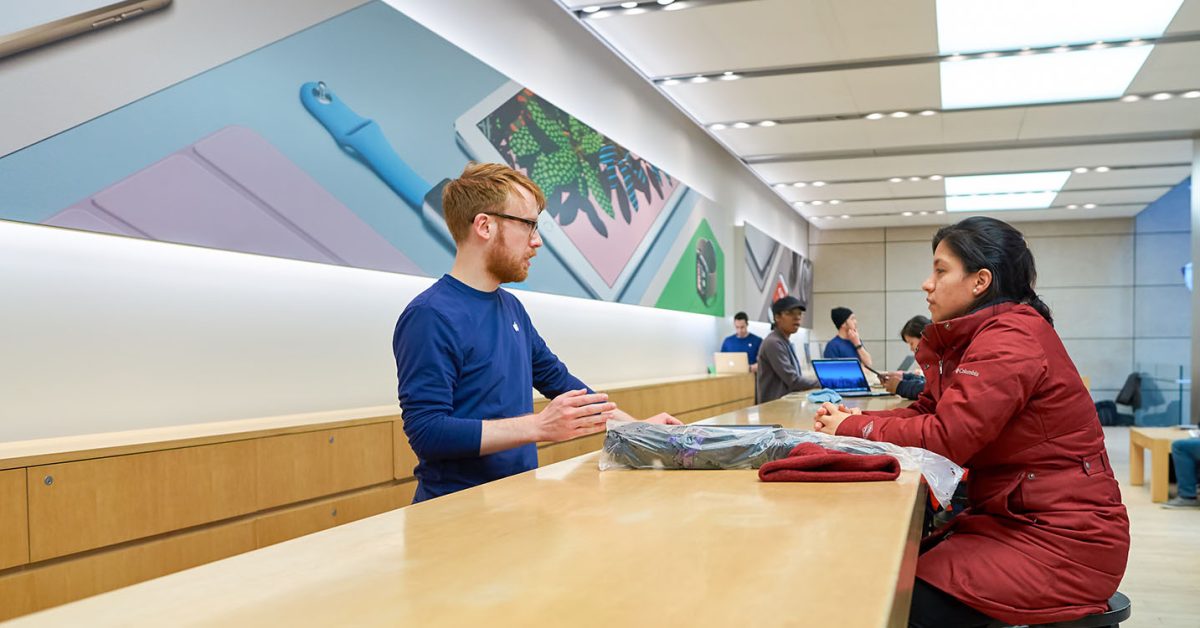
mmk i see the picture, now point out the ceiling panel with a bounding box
[565,0,1200,229]
[579,0,937,78]
[1127,41,1200,92]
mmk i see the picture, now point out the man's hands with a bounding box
[878,371,903,394]
[847,327,862,347]
[812,401,861,435]
[532,391,683,444]
[533,389,616,442]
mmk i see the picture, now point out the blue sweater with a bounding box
[393,275,588,502]
[720,333,762,364]
[823,335,859,359]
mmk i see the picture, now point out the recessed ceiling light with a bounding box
[1150,92,1173,100]
[720,72,742,81]
[758,120,777,127]
[620,2,639,8]
[691,75,709,84]
[908,176,922,181]
[840,215,850,219]
[793,201,806,206]
[1094,166,1111,172]
[657,0,676,4]
[981,52,1001,59]
[929,175,944,181]
[1121,94,1142,102]
[889,177,903,183]
[919,110,938,116]
[829,200,842,205]
[919,211,930,215]
[1084,203,1097,208]
[587,9,614,18]
[792,182,808,188]
[812,181,827,187]
[662,78,680,86]
[582,5,601,13]
[940,47,1154,109]
[732,122,751,129]
[890,111,910,118]
[1052,45,1071,53]
[1182,90,1200,99]
[1090,41,1110,49]
[946,54,966,62]
[935,210,946,215]
[623,7,647,14]
[1067,204,1080,209]
[709,123,727,130]
[772,183,787,189]
[811,200,825,206]
[902,211,914,216]
[936,0,1186,53]
[1074,167,1090,173]
[865,112,885,120]
[1018,47,1035,56]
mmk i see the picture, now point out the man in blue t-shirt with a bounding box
[720,311,762,372]
[822,306,874,369]
[393,163,682,503]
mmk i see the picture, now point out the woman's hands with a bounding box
[813,402,861,435]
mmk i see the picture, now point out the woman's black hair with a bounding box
[899,315,932,341]
[931,216,1053,325]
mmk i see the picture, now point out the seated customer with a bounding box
[1163,437,1200,509]
[756,296,819,403]
[720,311,762,373]
[814,216,1128,627]
[823,306,874,368]
[880,315,931,400]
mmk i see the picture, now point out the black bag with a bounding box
[1095,400,1135,426]
[1116,373,1142,409]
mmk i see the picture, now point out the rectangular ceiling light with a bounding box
[936,0,1184,54]
[944,171,1071,212]
[940,46,1153,108]
[946,192,1059,212]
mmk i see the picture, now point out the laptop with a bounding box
[713,352,750,374]
[811,358,894,398]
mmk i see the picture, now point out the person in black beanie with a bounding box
[822,306,874,368]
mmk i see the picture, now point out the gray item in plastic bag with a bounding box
[600,421,964,505]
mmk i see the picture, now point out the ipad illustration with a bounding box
[456,83,687,300]
[43,125,421,275]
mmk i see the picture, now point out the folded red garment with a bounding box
[758,442,900,483]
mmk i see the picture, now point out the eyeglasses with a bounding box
[482,211,540,238]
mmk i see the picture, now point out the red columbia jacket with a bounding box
[836,303,1129,625]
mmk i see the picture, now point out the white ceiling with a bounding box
[561,0,1200,229]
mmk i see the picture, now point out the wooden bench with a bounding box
[1129,426,1199,502]
[0,372,753,621]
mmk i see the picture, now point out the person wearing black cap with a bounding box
[822,306,874,368]
[755,295,819,403]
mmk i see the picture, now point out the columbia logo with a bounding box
[955,367,979,377]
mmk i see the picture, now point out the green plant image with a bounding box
[480,89,673,238]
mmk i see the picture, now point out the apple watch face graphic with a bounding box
[695,237,717,306]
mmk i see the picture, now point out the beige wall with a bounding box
[809,219,1140,403]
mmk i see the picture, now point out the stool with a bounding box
[1012,591,1131,628]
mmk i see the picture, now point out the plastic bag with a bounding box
[600,421,964,506]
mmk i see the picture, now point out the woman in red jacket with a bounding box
[815,217,1129,627]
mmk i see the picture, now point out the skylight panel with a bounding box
[943,171,1070,212]
[936,0,1185,53]
[939,47,1153,109]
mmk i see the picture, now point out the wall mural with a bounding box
[0,1,729,316]
[740,222,813,327]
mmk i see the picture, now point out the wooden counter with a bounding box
[9,394,922,627]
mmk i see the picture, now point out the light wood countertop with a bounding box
[9,394,920,627]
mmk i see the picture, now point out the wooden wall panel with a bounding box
[27,441,257,561]
[0,468,28,570]
[393,420,420,481]
[255,482,414,548]
[257,422,392,510]
[0,519,255,622]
